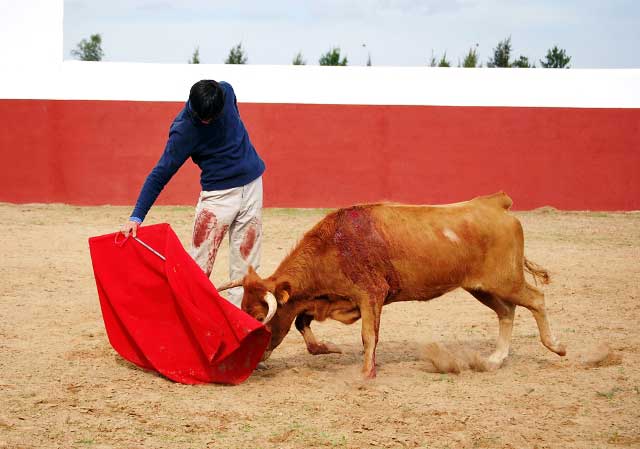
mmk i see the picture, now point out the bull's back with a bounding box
[366,193,521,296]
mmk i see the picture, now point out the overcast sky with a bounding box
[63,0,640,68]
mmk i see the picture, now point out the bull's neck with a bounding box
[270,238,321,297]
[269,269,310,297]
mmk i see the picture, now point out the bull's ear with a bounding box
[274,281,291,305]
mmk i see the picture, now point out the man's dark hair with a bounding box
[189,80,225,121]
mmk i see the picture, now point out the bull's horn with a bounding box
[263,292,278,325]
[217,279,243,292]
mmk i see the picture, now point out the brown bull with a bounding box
[219,192,566,378]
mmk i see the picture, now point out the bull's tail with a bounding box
[524,257,550,285]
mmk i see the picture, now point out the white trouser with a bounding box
[190,176,262,307]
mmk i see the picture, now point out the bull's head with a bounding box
[217,266,294,359]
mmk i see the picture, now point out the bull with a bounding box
[218,192,566,378]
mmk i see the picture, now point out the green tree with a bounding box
[71,33,104,61]
[487,37,534,68]
[319,47,348,66]
[428,51,450,67]
[225,43,247,64]
[189,46,200,64]
[540,45,571,68]
[362,43,372,66]
[487,36,512,67]
[511,55,534,68]
[292,51,306,65]
[428,51,437,67]
[462,46,479,67]
[438,52,451,67]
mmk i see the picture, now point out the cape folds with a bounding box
[88,223,270,385]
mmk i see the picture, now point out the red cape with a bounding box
[88,223,270,385]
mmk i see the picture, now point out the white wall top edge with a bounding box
[2,62,639,108]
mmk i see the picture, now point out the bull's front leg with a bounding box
[294,313,342,355]
[357,290,386,379]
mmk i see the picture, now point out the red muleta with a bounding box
[88,223,270,385]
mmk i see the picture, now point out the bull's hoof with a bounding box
[486,350,509,370]
[261,350,272,362]
[307,342,342,355]
[484,359,502,372]
[484,356,504,372]
[256,361,268,370]
[362,367,377,379]
[546,340,566,357]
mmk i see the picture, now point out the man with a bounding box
[121,80,265,307]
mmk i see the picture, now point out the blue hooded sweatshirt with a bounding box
[130,81,265,222]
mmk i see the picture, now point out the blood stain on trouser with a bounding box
[240,219,260,260]
[205,224,229,276]
[193,209,217,248]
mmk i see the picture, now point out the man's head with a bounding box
[189,80,225,123]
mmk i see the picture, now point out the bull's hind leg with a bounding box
[466,289,516,368]
[295,314,341,355]
[505,283,566,356]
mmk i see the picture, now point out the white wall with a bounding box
[0,62,638,108]
[0,1,638,108]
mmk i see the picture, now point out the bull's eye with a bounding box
[255,314,265,322]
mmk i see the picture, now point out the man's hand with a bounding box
[121,220,140,238]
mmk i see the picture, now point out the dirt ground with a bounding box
[0,203,639,449]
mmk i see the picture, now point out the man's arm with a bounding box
[121,137,190,236]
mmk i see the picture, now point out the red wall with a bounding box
[1,99,638,210]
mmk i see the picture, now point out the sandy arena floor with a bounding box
[0,203,639,449]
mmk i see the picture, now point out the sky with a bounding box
[63,0,640,68]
